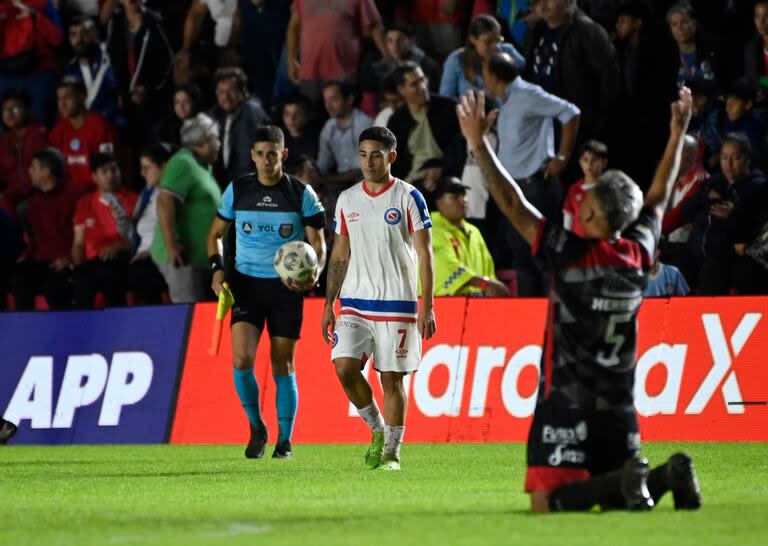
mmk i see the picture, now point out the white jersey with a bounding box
[334,177,432,323]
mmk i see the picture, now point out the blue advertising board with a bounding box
[0,306,191,444]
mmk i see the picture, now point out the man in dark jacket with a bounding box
[104,0,173,128]
[209,67,271,186]
[387,62,465,181]
[522,0,620,144]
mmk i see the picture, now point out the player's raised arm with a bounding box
[456,91,542,246]
[321,233,350,343]
[644,87,693,215]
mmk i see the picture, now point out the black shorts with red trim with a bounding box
[525,391,640,493]
[229,271,303,339]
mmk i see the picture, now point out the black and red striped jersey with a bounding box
[532,207,661,409]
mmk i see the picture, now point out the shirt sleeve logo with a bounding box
[242,221,252,234]
[384,207,402,225]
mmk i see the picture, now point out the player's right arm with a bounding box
[644,87,693,216]
[206,217,230,297]
[208,183,236,297]
[321,234,350,344]
[456,91,542,246]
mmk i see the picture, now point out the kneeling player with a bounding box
[207,126,326,459]
[456,88,701,511]
[321,127,436,470]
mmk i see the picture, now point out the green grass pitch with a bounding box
[1,443,766,546]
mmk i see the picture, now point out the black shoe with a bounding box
[0,418,17,445]
[668,453,702,510]
[244,423,268,459]
[621,455,654,511]
[272,439,292,459]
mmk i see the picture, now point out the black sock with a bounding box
[647,464,670,503]
[548,470,623,512]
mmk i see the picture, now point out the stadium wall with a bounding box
[2,298,767,444]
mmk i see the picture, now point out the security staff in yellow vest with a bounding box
[431,177,510,296]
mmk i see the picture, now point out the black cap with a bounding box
[433,176,469,199]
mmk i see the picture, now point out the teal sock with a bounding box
[233,368,264,429]
[274,373,298,443]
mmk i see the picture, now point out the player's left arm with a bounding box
[413,228,436,340]
[644,87,693,216]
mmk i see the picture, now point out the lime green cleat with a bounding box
[377,458,401,471]
[364,431,385,469]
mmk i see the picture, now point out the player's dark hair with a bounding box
[359,126,397,151]
[213,66,248,95]
[91,152,118,172]
[253,125,285,148]
[140,142,177,166]
[392,61,421,88]
[32,148,65,180]
[486,51,519,83]
[721,132,752,165]
[593,170,643,234]
[579,139,609,160]
[57,76,87,96]
[321,79,355,100]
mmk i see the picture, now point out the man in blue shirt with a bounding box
[206,126,326,460]
[483,50,580,295]
[644,248,691,297]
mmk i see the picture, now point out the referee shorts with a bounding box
[229,271,303,339]
[524,391,641,493]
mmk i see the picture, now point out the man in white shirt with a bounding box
[321,126,436,471]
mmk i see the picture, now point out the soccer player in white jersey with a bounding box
[321,126,436,471]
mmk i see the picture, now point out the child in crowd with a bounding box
[562,140,608,237]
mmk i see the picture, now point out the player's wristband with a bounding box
[209,254,224,273]
[477,277,490,291]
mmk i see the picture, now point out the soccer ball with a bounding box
[274,241,318,284]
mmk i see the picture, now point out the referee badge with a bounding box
[279,223,293,238]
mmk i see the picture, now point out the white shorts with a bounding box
[331,314,421,373]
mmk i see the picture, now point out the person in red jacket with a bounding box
[71,152,136,308]
[48,77,117,196]
[0,0,63,124]
[0,90,48,213]
[11,147,78,309]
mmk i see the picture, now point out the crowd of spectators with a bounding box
[2,0,768,311]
